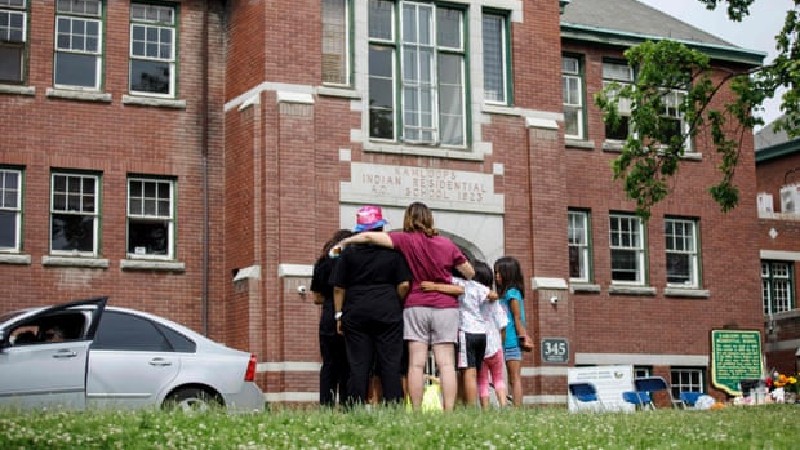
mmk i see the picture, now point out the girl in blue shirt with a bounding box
[495,256,530,407]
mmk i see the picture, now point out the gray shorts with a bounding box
[403,307,459,344]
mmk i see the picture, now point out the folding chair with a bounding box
[678,391,703,409]
[634,376,677,409]
[568,382,605,411]
[622,390,653,410]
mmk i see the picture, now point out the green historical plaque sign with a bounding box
[710,330,763,396]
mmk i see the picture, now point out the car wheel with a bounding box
[163,387,222,412]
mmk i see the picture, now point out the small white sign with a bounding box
[134,246,147,255]
[567,365,635,412]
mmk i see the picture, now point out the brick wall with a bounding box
[757,151,800,373]
[0,1,227,339]
[2,0,770,405]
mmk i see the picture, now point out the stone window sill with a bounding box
[602,140,702,160]
[120,259,186,272]
[570,283,601,294]
[46,88,112,103]
[565,139,595,150]
[664,287,710,298]
[482,104,519,116]
[602,141,624,152]
[608,285,656,296]
[317,85,360,99]
[362,142,485,161]
[0,85,35,96]
[122,95,186,109]
[680,152,703,161]
[0,253,31,265]
[42,256,109,269]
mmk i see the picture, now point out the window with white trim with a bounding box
[670,367,704,397]
[0,168,22,252]
[483,10,508,105]
[129,2,176,96]
[659,89,691,151]
[634,366,652,379]
[665,217,699,288]
[609,214,645,284]
[602,61,634,141]
[368,0,467,147]
[322,0,350,85]
[50,172,99,256]
[0,0,26,84]
[127,177,174,259]
[54,0,103,89]
[562,56,584,140]
[762,261,794,314]
[568,210,590,282]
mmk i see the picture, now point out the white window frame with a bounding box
[659,89,692,152]
[322,0,351,86]
[129,2,176,97]
[562,56,584,140]
[0,0,27,84]
[602,61,634,143]
[401,1,439,144]
[50,172,100,257]
[482,10,508,105]
[368,0,467,148]
[0,168,22,252]
[127,177,175,260]
[634,366,652,379]
[665,217,699,288]
[53,0,103,90]
[762,261,794,315]
[568,210,590,282]
[609,213,645,285]
[670,367,704,397]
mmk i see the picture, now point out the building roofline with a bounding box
[561,23,765,66]
[756,139,800,164]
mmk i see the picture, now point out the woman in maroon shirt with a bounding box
[338,202,474,411]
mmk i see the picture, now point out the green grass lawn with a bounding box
[1,405,798,449]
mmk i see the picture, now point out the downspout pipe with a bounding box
[201,1,210,336]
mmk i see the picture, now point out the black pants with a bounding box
[342,318,403,405]
[319,333,348,406]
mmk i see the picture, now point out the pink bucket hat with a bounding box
[353,205,388,232]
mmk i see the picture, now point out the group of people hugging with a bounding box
[311,201,530,411]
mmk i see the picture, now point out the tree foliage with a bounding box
[595,0,800,219]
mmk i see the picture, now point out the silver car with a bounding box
[0,297,265,412]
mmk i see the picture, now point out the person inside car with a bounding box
[42,326,66,343]
[11,330,38,345]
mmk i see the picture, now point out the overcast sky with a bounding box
[638,0,795,128]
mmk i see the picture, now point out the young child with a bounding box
[494,256,530,407]
[420,260,497,407]
[478,280,508,409]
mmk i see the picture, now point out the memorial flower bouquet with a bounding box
[773,372,799,393]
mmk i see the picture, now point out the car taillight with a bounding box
[245,354,257,382]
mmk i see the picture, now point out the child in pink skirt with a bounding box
[478,275,508,409]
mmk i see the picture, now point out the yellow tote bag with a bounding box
[421,382,443,413]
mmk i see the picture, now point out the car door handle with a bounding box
[52,349,77,358]
[149,358,173,367]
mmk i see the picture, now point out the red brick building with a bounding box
[0,0,768,405]
[755,121,800,375]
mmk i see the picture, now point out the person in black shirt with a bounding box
[311,229,355,407]
[331,206,412,406]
